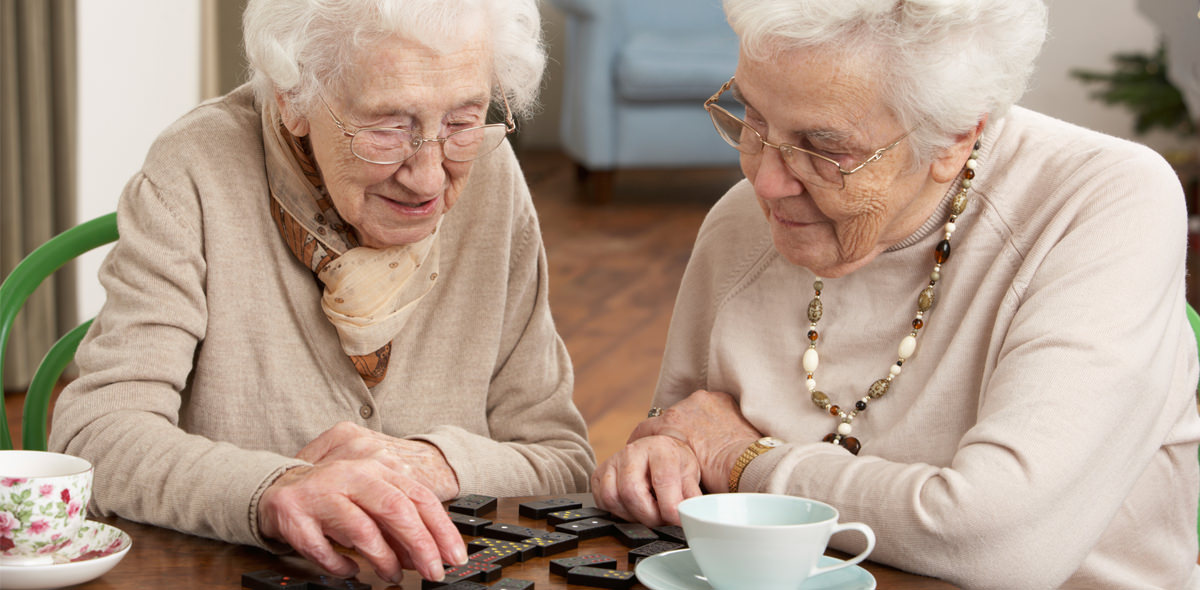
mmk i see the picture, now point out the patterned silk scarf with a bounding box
[260,100,442,387]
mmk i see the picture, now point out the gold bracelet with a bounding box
[728,437,783,493]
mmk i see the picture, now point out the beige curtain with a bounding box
[1,0,77,391]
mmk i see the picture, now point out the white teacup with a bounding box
[677,493,875,590]
[0,450,93,566]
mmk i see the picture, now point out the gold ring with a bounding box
[647,407,663,418]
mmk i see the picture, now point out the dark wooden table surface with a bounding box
[74,494,959,589]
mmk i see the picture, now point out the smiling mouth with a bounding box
[378,194,439,214]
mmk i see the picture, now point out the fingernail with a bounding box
[390,571,404,584]
[453,546,469,565]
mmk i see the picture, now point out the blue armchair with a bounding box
[550,0,741,199]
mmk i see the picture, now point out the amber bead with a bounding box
[829,405,841,417]
[964,168,975,180]
[912,318,924,330]
[808,329,819,341]
[822,433,837,444]
[934,239,951,264]
[808,298,823,323]
[918,286,935,312]
[842,437,861,455]
[868,378,890,399]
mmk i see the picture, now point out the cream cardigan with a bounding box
[654,106,1200,589]
[49,86,595,549]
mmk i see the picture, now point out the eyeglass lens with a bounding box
[708,105,845,189]
[351,124,510,165]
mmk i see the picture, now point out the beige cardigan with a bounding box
[654,106,1200,589]
[49,86,595,549]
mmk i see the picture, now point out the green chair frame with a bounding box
[0,213,118,451]
[1188,304,1200,539]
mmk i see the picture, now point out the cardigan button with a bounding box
[359,405,374,419]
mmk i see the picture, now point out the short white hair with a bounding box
[243,0,545,118]
[723,0,1048,162]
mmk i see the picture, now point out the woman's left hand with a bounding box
[632,390,764,493]
[297,422,461,500]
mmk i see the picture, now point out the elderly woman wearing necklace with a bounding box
[592,1,1200,588]
[48,0,594,585]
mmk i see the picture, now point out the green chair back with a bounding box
[1189,303,1200,540]
[0,213,118,450]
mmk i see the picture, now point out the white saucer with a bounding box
[635,548,876,590]
[0,521,132,590]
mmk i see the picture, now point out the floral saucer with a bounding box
[0,521,131,590]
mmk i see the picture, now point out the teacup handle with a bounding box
[810,522,876,578]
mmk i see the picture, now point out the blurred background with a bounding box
[3,0,1198,460]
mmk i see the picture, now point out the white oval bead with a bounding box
[837,422,852,435]
[965,158,977,169]
[890,364,903,376]
[898,335,917,359]
[802,348,820,373]
[806,378,817,392]
[945,221,956,234]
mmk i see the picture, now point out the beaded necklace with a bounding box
[803,141,981,455]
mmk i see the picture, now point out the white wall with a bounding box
[1021,0,1188,154]
[75,0,202,321]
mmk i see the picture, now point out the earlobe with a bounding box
[275,91,310,137]
[930,115,988,184]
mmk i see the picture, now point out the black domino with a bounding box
[653,525,687,545]
[565,566,637,589]
[481,523,549,542]
[548,554,617,577]
[545,506,612,525]
[628,540,685,566]
[241,570,370,590]
[612,522,659,547]
[554,518,615,540]
[488,579,534,590]
[519,531,579,556]
[468,538,539,562]
[426,583,488,590]
[448,511,493,536]
[241,570,311,589]
[420,561,501,589]
[425,583,487,590]
[467,545,522,568]
[517,498,583,519]
[308,575,372,590]
[448,495,498,516]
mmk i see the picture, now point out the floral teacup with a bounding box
[0,450,93,566]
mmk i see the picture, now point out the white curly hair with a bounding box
[243,0,545,119]
[723,0,1049,163]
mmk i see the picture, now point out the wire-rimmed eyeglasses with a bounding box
[322,90,516,165]
[704,76,910,189]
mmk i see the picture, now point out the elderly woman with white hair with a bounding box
[593,1,1200,588]
[48,0,594,584]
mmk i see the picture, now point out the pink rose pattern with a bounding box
[0,472,91,558]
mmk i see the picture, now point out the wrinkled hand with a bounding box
[591,435,703,526]
[297,422,460,500]
[257,460,467,584]
[629,390,763,495]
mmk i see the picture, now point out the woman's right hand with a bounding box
[590,434,704,526]
[257,460,468,584]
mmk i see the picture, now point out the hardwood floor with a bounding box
[520,150,744,462]
[3,150,746,465]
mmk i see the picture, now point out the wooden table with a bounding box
[76,494,959,589]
